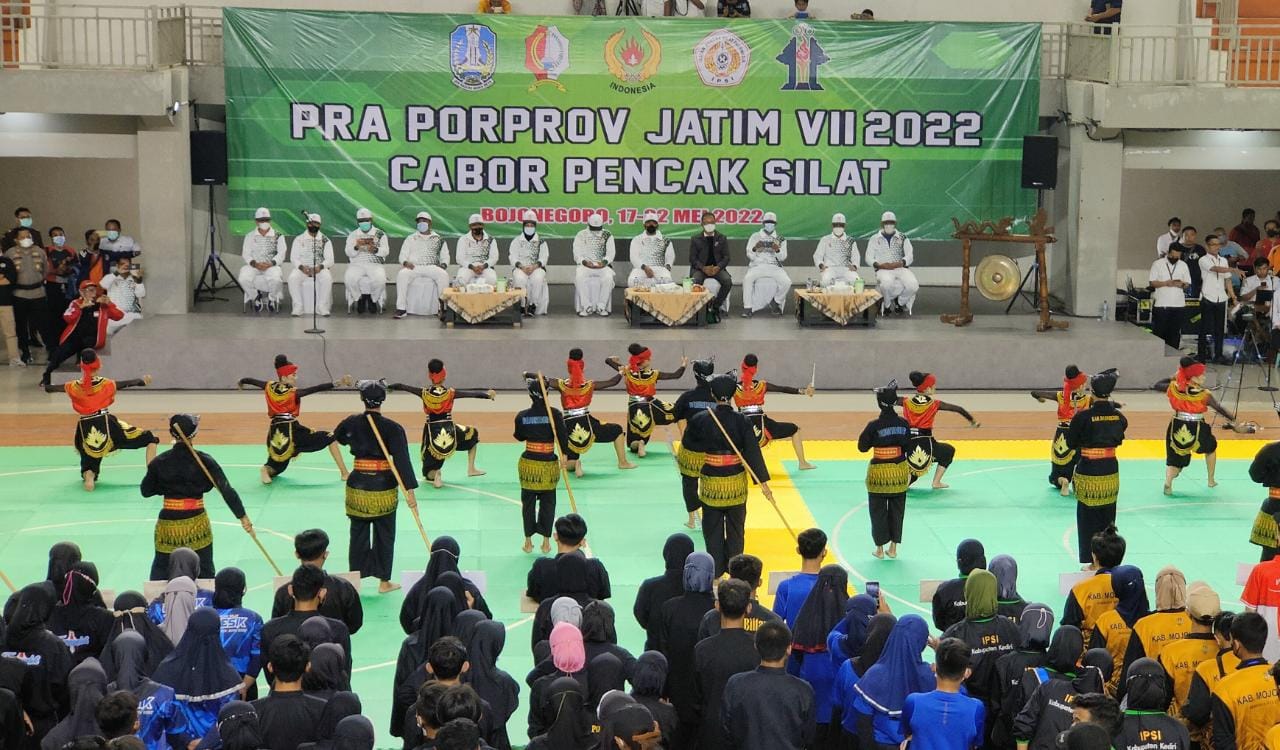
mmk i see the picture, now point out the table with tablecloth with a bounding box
[794,289,882,327]
[440,288,525,326]
[624,288,713,327]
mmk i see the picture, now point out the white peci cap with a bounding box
[416,211,431,221]
[643,211,659,223]
[254,207,271,220]
[356,207,373,220]
[468,213,484,225]
[587,213,604,228]
[880,211,897,224]
[763,211,777,222]
[522,209,537,223]
[832,213,847,224]
[306,213,322,224]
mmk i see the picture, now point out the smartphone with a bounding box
[865,581,880,599]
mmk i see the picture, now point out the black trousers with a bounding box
[43,335,91,382]
[1151,305,1184,350]
[868,492,906,546]
[1076,502,1117,565]
[150,545,214,581]
[12,296,53,359]
[349,511,396,581]
[521,489,556,538]
[1198,299,1227,359]
[692,268,733,309]
[701,503,746,577]
[681,475,700,513]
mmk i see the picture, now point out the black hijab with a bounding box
[41,658,107,750]
[299,617,335,651]
[331,715,374,750]
[581,601,618,645]
[315,691,361,742]
[48,563,112,661]
[410,587,462,661]
[599,704,660,750]
[466,619,518,723]
[586,652,625,711]
[434,572,470,613]
[793,564,849,653]
[101,592,172,677]
[400,537,462,634]
[104,631,148,693]
[853,613,897,676]
[216,701,262,750]
[1046,625,1085,674]
[303,643,350,693]
[661,535,694,574]
[151,608,242,701]
[629,651,667,698]
[539,676,592,750]
[6,583,56,648]
[1124,658,1171,712]
[956,539,986,576]
[166,548,201,582]
[212,568,246,610]
[47,543,82,585]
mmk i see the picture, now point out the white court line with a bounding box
[349,615,535,674]
[830,502,929,615]
[1058,500,1258,558]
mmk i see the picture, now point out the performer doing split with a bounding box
[141,414,251,580]
[858,381,912,559]
[525,348,636,477]
[334,381,418,594]
[389,358,493,488]
[733,354,816,470]
[1249,441,1280,561]
[1155,356,1237,495]
[604,343,687,457]
[1065,369,1127,567]
[673,358,717,530]
[45,349,157,491]
[237,354,350,485]
[514,376,570,554]
[1031,365,1091,496]
[683,373,773,577]
[902,371,979,490]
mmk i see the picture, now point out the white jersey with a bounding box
[629,232,674,270]
[866,230,914,267]
[399,232,450,267]
[344,227,390,264]
[455,232,499,268]
[745,230,788,267]
[814,234,860,269]
[508,233,549,268]
[289,232,335,269]
[99,235,141,256]
[573,229,616,265]
[241,228,286,265]
[101,273,144,313]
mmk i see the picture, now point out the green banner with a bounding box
[224,10,1040,240]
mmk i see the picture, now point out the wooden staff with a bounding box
[365,415,431,551]
[703,407,797,541]
[536,373,579,515]
[0,570,15,594]
[172,424,283,577]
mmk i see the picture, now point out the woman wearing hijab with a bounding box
[1121,565,1189,686]
[529,623,590,739]
[47,563,115,665]
[146,549,213,624]
[600,703,663,750]
[656,552,714,748]
[327,715,374,750]
[532,597,586,664]
[586,653,626,713]
[303,644,350,699]
[992,603,1053,748]
[464,620,518,750]
[942,569,1020,740]
[6,583,73,742]
[210,568,262,701]
[989,555,1028,622]
[392,586,462,728]
[633,534,695,652]
[1011,630,1109,750]
[101,592,172,677]
[211,701,261,750]
[789,564,848,746]
[300,691,361,750]
[1090,564,1150,696]
[151,608,244,743]
[851,614,935,750]
[399,537,491,634]
[454,610,487,654]
[298,617,352,673]
[39,658,107,750]
[1115,659,1190,750]
[2,545,85,626]
[525,677,592,750]
[629,651,677,747]
[103,632,186,750]
[829,601,886,749]
[581,602,635,679]
[157,577,198,647]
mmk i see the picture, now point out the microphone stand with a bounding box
[301,210,324,335]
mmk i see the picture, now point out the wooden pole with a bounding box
[365,414,431,551]
[702,407,797,541]
[536,373,579,515]
[0,570,15,593]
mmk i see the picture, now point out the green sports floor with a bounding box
[0,439,1267,748]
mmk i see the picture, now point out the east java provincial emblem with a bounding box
[451,24,497,91]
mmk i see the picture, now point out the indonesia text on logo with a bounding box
[450,24,497,91]
[525,25,570,92]
[605,28,662,94]
[694,28,751,87]
[776,22,830,91]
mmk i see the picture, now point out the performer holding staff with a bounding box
[673,358,717,529]
[1065,369,1127,567]
[902,371,978,490]
[858,381,912,559]
[1155,356,1237,495]
[514,376,570,554]
[237,354,349,484]
[605,343,687,457]
[1031,365,1090,496]
[389,358,494,488]
[525,348,635,477]
[44,349,157,491]
[733,353,816,469]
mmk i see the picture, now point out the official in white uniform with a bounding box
[1148,245,1191,351]
[573,213,617,317]
[866,210,919,315]
[237,207,286,312]
[343,207,390,313]
[741,211,790,317]
[1156,217,1182,258]
[393,211,451,319]
[508,210,550,316]
[455,214,499,286]
[288,213,335,317]
[101,259,145,334]
[627,211,675,287]
[814,213,861,287]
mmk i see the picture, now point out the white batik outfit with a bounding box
[508,233,550,314]
[343,227,390,308]
[814,233,861,287]
[395,232,451,315]
[288,232,335,316]
[742,229,790,312]
[238,229,286,305]
[573,229,617,314]
[627,232,675,287]
[98,235,142,258]
[100,272,145,334]
[866,230,919,313]
[454,233,499,286]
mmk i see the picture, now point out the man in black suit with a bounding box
[689,210,732,324]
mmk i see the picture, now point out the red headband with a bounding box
[80,357,101,387]
[740,361,757,390]
[628,348,651,371]
[567,358,585,387]
[1063,372,1088,401]
[276,363,298,378]
[916,374,936,393]
[429,368,447,384]
[1176,362,1205,391]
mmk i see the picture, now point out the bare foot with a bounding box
[540,537,552,554]
[260,466,273,485]
[433,473,444,489]
[887,544,898,559]
[522,538,534,554]
[798,461,817,470]
[932,482,949,490]
[637,443,647,458]
[82,471,95,492]
[1208,479,1218,488]
[467,468,486,477]
[618,461,637,470]
[1058,478,1071,497]
[1163,483,1173,496]
[629,441,642,455]
[684,514,697,529]
[378,580,401,594]
[339,470,350,481]
[574,463,584,478]
[873,547,884,559]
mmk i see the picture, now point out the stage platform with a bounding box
[105,306,1172,391]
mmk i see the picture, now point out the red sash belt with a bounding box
[1080,447,1116,459]
[354,459,391,472]
[704,453,742,467]
[1269,487,1280,499]
[873,447,903,459]
[162,498,204,511]
[525,441,555,453]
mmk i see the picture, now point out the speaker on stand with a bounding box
[1006,135,1059,314]
[191,130,242,303]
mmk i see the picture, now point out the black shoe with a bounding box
[771,301,783,316]
[355,297,366,314]
[393,309,408,320]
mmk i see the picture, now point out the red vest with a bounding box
[65,377,116,415]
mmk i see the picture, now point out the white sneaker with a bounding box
[597,309,610,317]
[8,358,26,367]
[578,309,591,317]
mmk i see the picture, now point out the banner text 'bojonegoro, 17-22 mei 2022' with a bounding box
[222,10,1041,240]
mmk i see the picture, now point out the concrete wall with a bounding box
[0,157,141,244]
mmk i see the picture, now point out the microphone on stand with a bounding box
[299,209,325,335]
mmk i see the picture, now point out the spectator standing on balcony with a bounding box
[6,227,54,364]
[1171,226,1206,297]
[1198,235,1242,365]
[1150,244,1192,352]
[71,230,108,293]
[99,219,142,262]
[1157,217,1182,259]
[1086,0,1122,33]
[2,207,43,251]
[1232,209,1261,258]
[1214,226,1246,291]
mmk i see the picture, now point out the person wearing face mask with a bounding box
[813,213,861,288]
[71,229,108,294]
[689,210,732,323]
[0,245,18,366]
[1157,217,1182,259]
[45,226,74,315]
[3,206,43,250]
[455,214,500,287]
[287,214,335,317]
[99,219,142,264]
[866,211,918,315]
[6,226,55,364]
[40,280,123,387]
[741,211,790,317]
[393,211,451,319]
[627,211,675,288]
[342,208,390,314]
[508,210,550,316]
[572,213,616,317]
[1261,220,1280,270]
[100,258,145,334]
[238,208,286,314]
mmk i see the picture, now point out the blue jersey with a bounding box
[174,695,235,745]
[902,690,985,750]
[135,680,188,750]
[215,606,263,678]
[147,590,215,625]
[773,573,818,628]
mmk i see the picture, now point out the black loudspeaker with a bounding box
[190,131,228,185]
[1021,135,1058,190]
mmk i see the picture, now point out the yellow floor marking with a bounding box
[795,438,1271,462]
